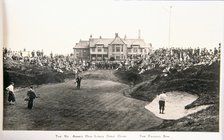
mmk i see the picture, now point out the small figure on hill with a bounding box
[26,86,38,109]
[6,82,15,105]
[158,91,167,114]
[76,75,82,89]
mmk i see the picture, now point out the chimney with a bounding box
[89,34,93,42]
[100,36,102,39]
[115,33,118,38]
[124,34,127,40]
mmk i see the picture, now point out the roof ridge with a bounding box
[110,36,126,45]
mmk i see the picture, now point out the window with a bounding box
[133,48,138,53]
[112,46,115,52]
[104,48,108,52]
[128,49,132,53]
[116,47,120,52]
[121,46,123,52]
[92,48,95,52]
[97,47,102,52]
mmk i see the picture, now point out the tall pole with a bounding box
[138,29,141,39]
[168,6,172,48]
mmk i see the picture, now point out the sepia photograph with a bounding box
[0,0,223,139]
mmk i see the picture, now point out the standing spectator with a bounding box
[76,75,83,89]
[6,82,15,105]
[158,91,167,114]
[26,86,37,109]
[31,50,35,57]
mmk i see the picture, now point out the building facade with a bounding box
[73,33,152,61]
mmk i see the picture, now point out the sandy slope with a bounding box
[145,91,211,120]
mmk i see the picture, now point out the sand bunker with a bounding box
[145,91,211,120]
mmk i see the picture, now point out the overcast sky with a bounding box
[3,0,224,55]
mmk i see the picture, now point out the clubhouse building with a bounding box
[73,33,152,61]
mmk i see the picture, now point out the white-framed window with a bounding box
[92,48,95,52]
[97,47,102,52]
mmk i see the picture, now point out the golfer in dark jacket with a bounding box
[76,76,82,89]
[27,86,37,109]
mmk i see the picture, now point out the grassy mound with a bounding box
[114,67,162,86]
[114,70,143,85]
[3,59,75,88]
[82,70,120,82]
[127,62,220,131]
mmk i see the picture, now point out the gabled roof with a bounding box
[74,41,89,49]
[96,38,113,46]
[90,38,113,47]
[125,39,149,48]
[110,36,126,45]
[75,34,151,49]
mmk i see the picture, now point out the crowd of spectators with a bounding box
[118,46,221,76]
[3,45,221,77]
[3,48,89,74]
